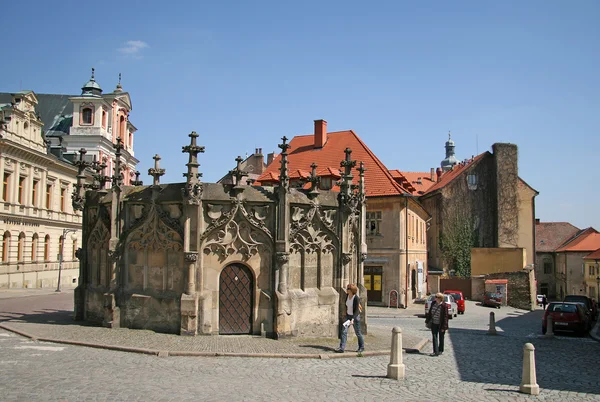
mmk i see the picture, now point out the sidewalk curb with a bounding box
[0,322,428,359]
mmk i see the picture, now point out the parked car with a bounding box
[425,294,457,319]
[542,302,591,336]
[444,290,465,314]
[482,292,503,308]
[563,295,597,319]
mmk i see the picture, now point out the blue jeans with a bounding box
[339,314,364,351]
[431,323,445,354]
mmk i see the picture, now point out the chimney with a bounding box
[314,119,327,148]
[535,218,540,224]
[430,168,435,182]
[254,148,265,173]
[436,168,442,182]
[267,152,276,166]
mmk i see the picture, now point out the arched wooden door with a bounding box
[219,264,254,335]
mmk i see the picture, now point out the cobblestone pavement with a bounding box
[0,292,599,400]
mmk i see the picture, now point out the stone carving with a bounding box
[182,182,203,205]
[127,204,183,251]
[184,252,198,262]
[276,251,290,264]
[342,252,352,265]
[203,220,264,261]
[360,252,367,262]
[290,205,337,255]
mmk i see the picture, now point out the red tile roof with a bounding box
[422,152,490,195]
[556,227,600,252]
[536,222,580,252]
[256,130,408,197]
[584,248,600,260]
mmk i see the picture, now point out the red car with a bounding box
[444,290,465,314]
[542,302,591,336]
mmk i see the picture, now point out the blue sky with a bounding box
[3,1,599,230]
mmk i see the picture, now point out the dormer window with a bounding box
[320,177,332,190]
[81,107,94,125]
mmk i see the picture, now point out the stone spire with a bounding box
[148,154,166,186]
[307,162,320,198]
[441,131,458,171]
[340,147,356,197]
[182,131,205,204]
[229,156,248,187]
[112,137,124,188]
[131,171,143,186]
[72,148,91,211]
[278,136,290,192]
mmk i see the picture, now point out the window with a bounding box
[59,235,64,260]
[119,115,126,138]
[2,231,10,262]
[2,173,9,201]
[46,184,52,209]
[102,110,107,128]
[590,265,596,276]
[320,177,332,190]
[18,177,25,204]
[60,187,66,212]
[543,261,552,275]
[367,211,382,235]
[32,180,39,206]
[44,235,50,260]
[72,238,78,261]
[81,107,93,125]
[467,174,478,190]
[31,234,38,261]
[17,232,25,262]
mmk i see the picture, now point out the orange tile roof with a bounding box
[256,130,407,197]
[556,228,600,252]
[422,152,490,195]
[584,248,600,260]
[390,170,436,195]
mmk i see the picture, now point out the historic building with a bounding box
[256,120,430,308]
[74,133,366,338]
[217,148,277,185]
[419,142,538,275]
[535,220,580,299]
[583,248,600,300]
[0,70,139,289]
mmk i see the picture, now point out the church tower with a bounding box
[440,131,458,171]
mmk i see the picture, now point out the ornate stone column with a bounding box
[184,252,198,295]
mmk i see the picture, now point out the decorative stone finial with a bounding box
[131,171,143,186]
[72,148,91,211]
[307,162,320,197]
[148,154,166,186]
[278,136,291,191]
[112,137,124,188]
[182,131,205,204]
[229,156,248,187]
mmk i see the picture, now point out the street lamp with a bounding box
[56,228,78,292]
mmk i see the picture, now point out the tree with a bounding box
[439,209,478,277]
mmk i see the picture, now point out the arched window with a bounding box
[31,233,38,261]
[17,232,25,262]
[102,110,107,128]
[44,235,50,261]
[81,107,93,125]
[2,231,10,262]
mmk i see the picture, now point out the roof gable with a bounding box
[422,152,490,196]
[536,222,581,252]
[556,227,600,252]
[256,130,407,197]
[584,248,600,260]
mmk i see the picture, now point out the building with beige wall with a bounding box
[0,70,140,289]
[583,248,600,300]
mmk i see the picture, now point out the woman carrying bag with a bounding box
[425,292,449,356]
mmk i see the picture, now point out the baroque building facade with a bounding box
[0,70,139,289]
[74,133,366,338]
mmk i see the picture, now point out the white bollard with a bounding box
[545,315,554,338]
[488,311,497,335]
[387,326,405,380]
[519,343,540,395]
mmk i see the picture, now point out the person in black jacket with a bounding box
[425,292,449,356]
[335,283,365,353]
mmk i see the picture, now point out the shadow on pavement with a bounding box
[449,307,600,395]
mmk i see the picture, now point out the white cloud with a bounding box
[118,40,149,57]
